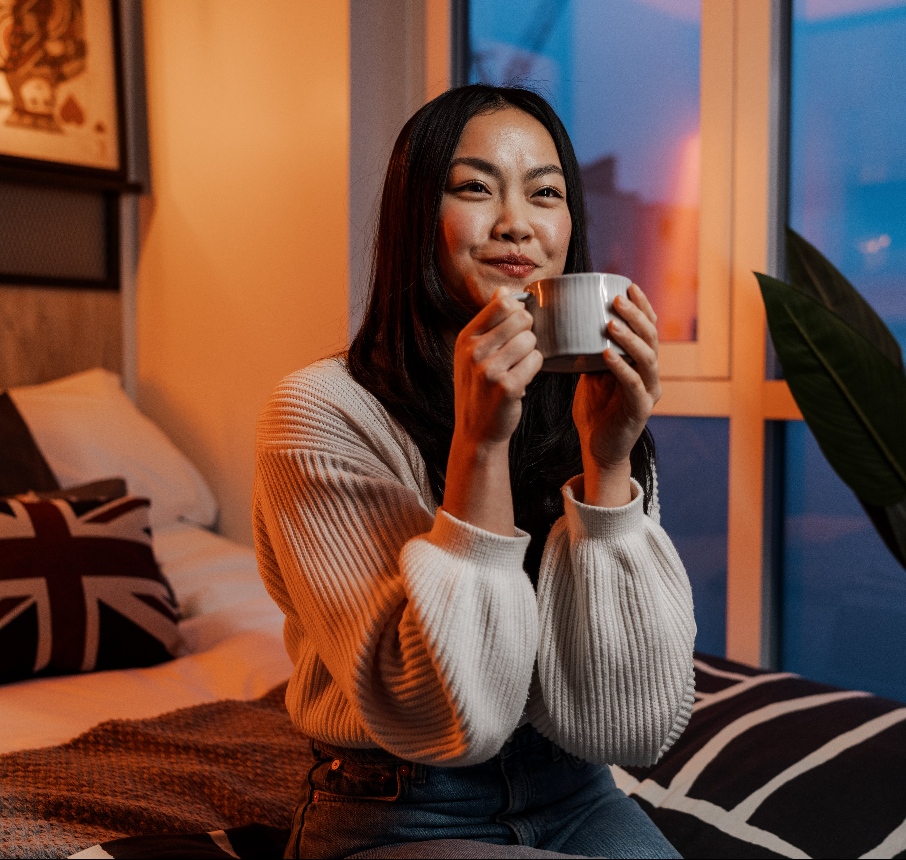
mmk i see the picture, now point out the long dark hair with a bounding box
[347,84,654,581]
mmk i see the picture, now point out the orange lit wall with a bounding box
[136,1,349,544]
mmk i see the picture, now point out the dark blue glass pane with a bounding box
[648,416,727,656]
[782,1,906,700]
[781,422,906,702]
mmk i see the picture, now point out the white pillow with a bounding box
[152,523,270,618]
[9,369,218,530]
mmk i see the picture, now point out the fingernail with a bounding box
[610,318,624,332]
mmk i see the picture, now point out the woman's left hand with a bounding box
[572,283,662,507]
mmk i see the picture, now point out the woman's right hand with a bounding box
[444,288,542,536]
[452,287,543,451]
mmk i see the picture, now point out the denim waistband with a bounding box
[310,723,550,769]
[311,738,407,765]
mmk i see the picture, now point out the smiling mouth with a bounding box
[481,255,538,279]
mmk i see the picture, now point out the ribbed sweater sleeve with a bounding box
[527,476,697,767]
[253,361,538,766]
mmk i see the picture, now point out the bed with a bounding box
[2,369,905,860]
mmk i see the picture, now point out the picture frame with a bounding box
[0,0,128,189]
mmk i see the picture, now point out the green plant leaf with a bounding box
[861,499,906,567]
[757,273,906,508]
[785,228,904,373]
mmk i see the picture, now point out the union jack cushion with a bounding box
[0,496,182,683]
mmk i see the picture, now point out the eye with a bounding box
[454,180,490,194]
[534,185,565,199]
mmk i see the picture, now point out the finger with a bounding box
[604,348,653,413]
[469,305,534,362]
[627,283,658,327]
[482,329,538,377]
[613,291,658,350]
[506,347,544,395]
[607,318,659,389]
[462,287,526,338]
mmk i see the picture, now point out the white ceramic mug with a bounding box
[516,272,632,373]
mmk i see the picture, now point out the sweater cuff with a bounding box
[429,508,531,570]
[562,475,646,541]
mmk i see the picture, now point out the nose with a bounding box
[492,197,534,244]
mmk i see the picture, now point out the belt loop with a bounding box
[411,761,427,784]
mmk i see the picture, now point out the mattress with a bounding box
[0,522,292,756]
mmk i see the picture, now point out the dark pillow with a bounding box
[619,653,906,859]
[13,477,129,504]
[0,495,182,683]
[0,391,60,497]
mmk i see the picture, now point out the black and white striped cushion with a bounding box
[615,653,906,859]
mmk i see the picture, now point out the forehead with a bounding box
[453,107,562,168]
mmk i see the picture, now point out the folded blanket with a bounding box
[0,684,307,859]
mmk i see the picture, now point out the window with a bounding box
[468,0,733,379]
[466,0,745,658]
[781,0,906,700]
[649,415,729,656]
[458,0,906,684]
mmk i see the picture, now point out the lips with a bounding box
[481,253,538,279]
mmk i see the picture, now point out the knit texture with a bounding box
[253,359,696,767]
[0,684,305,859]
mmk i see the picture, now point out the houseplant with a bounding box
[755,229,906,570]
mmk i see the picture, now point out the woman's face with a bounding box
[436,106,572,310]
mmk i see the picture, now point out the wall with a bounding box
[137,0,350,544]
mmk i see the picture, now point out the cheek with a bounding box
[438,203,484,259]
[541,210,573,264]
[436,206,471,292]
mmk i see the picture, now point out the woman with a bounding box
[254,84,695,859]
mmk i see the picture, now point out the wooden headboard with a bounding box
[0,286,122,390]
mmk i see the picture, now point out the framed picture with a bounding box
[0,0,126,186]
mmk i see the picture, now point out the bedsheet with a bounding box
[0,524,292,755]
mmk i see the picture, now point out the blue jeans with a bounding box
[285,724,681,859]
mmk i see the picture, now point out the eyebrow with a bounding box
[449,156,565,183]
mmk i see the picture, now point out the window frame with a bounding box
[439,0,803,667]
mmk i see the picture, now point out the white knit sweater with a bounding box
[253,358,696,768]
